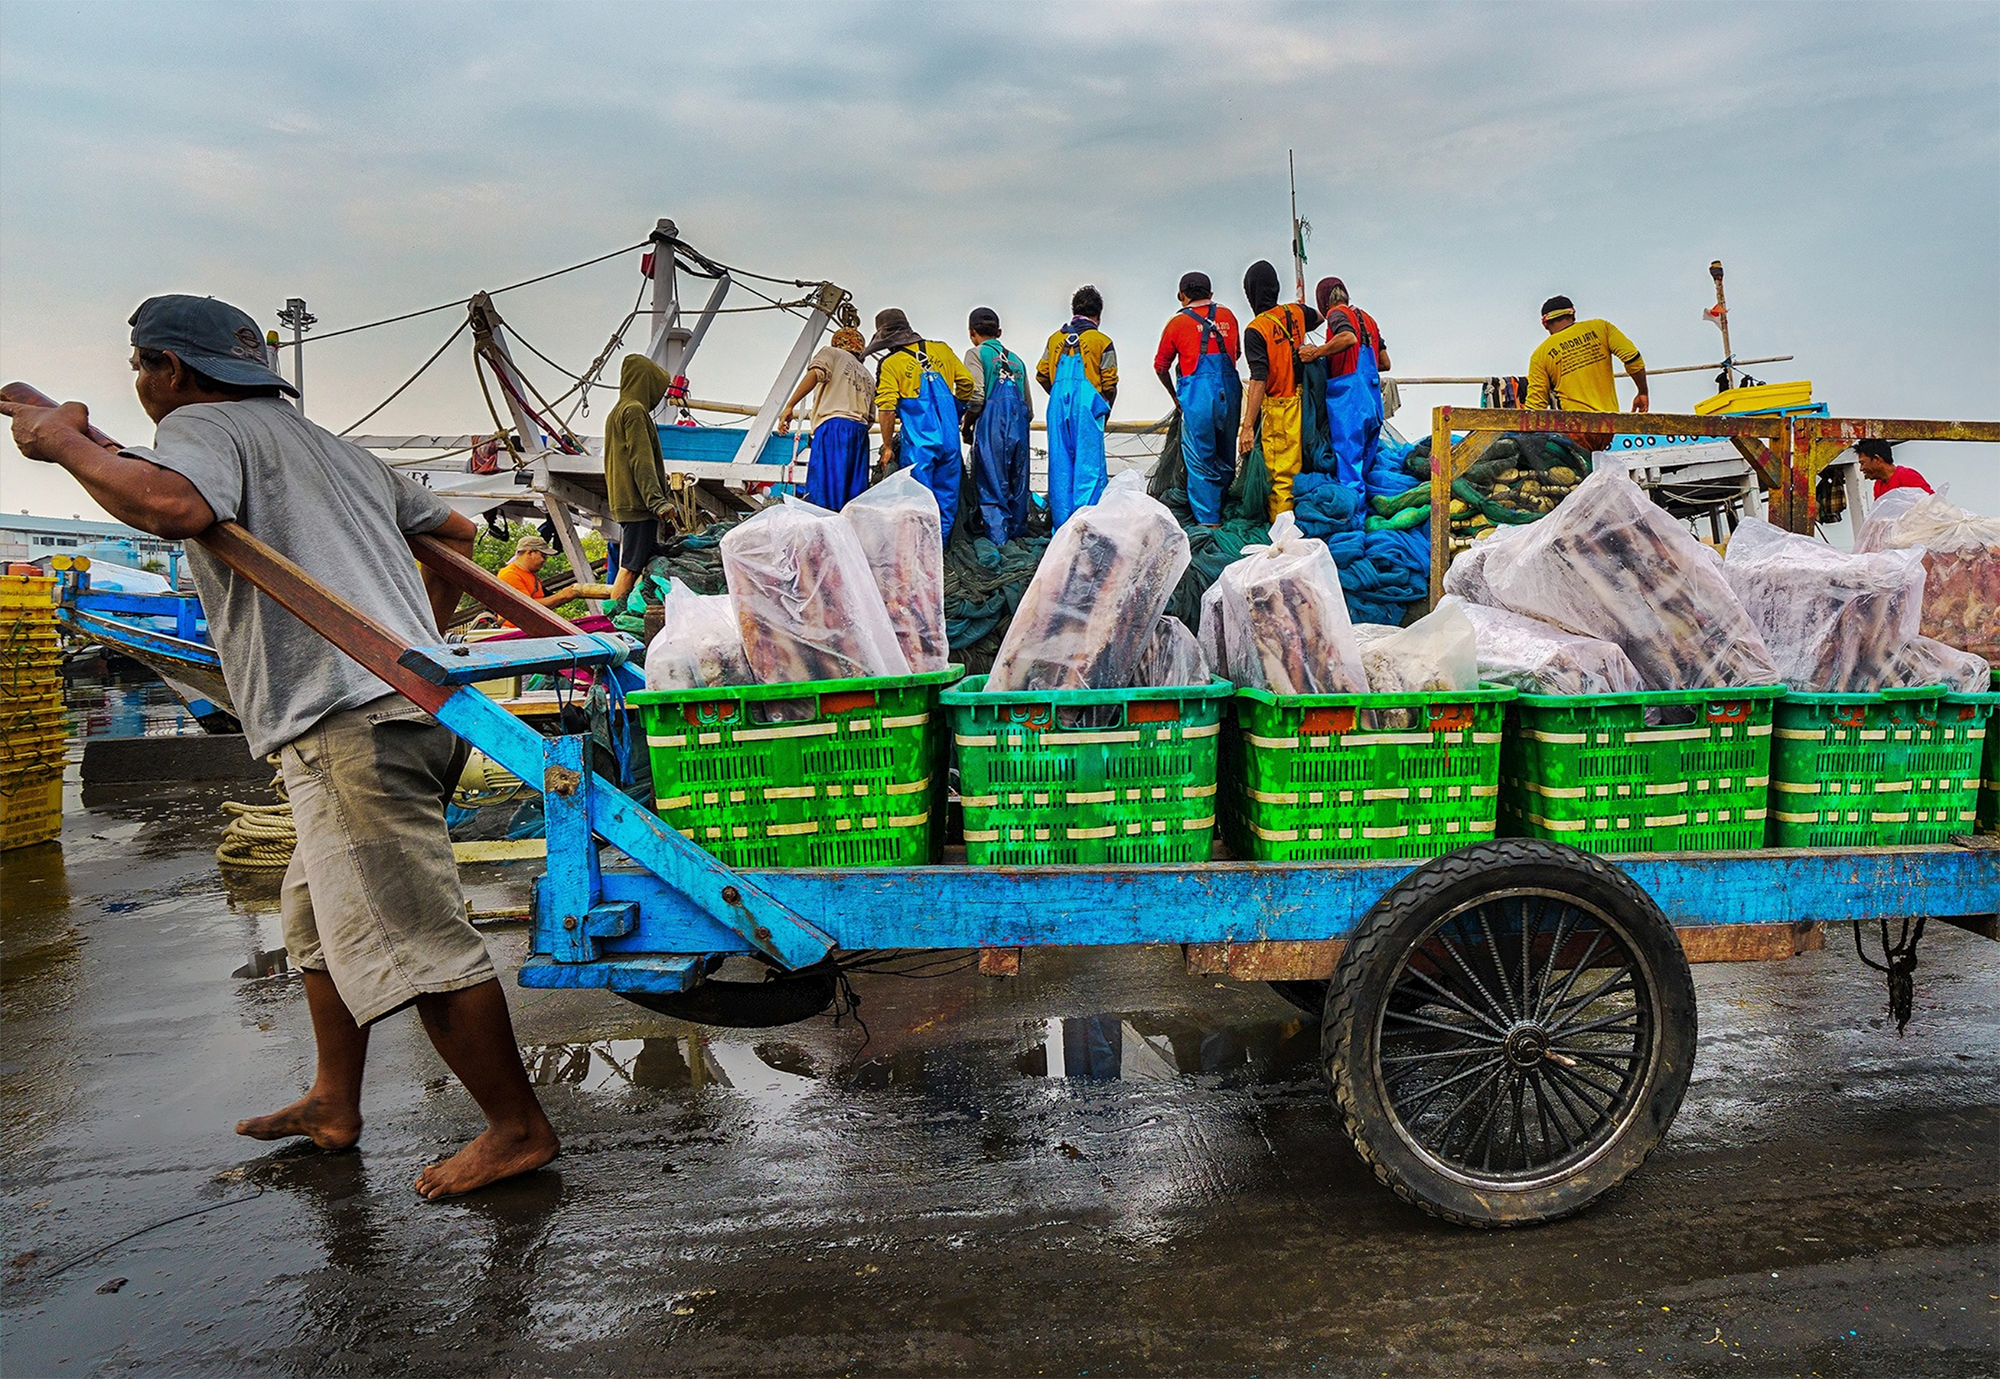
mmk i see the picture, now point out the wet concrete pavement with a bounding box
[3,766,1997,1377]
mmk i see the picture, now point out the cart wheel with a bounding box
[1323,839,1696,1227]
[618,961,838,1028]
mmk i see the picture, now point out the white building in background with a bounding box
[0,513,183,572]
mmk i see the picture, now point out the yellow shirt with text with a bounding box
[1525,318,1644,413]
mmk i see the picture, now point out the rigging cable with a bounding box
[336,318,471,437]
[306,240,648,344]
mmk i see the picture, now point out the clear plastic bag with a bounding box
[1853,492,2000,661]
[1854,487,1928,554]
[642,579,757,691]
[1441,521,1534,607]
[1196,582,1228,687]
[1472,467,1778,689]
[1215,511,1367,693]
[1459,600,1645,696]
[1890,636,1991,693]
[1130,615,1211,688]
[1353,599,1478,694]
[1721,518,1926,692]
[843,467,948,673]
[986,468,1192,691]
[719,496,911,683]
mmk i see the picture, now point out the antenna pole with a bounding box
[277,297,315,416]
[1289,151,1307,306]
[1709,260,1735,392]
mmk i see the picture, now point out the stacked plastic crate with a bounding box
[0,570,65,850]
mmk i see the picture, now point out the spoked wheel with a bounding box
[1324,839,1696,1227]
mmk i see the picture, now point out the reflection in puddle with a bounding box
[522,1036,821,1102]
[1015,1014,1318,1082]
[524,1014,1319,1104]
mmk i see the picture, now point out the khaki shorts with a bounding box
[279,696,493,1026]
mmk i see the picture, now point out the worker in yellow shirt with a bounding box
[1036,285,1118,528]
[1525,296,1649,452]
[869,307,976,542]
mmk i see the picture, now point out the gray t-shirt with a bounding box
[125,398,453,757]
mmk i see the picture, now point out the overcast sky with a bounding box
[2,0,1995,525]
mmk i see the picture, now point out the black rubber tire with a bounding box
[618,963,837,1028]
[1323,838,1697,1228]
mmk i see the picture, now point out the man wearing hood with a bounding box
[603,354,677,606]
[1238,260,1322,520]
[870,308,975,542]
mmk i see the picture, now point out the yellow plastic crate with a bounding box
[0,769,63,850]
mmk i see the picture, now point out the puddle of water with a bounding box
[1014,1013,1319,1082]
[63,672,205,745]
[524,1012,1321,1105]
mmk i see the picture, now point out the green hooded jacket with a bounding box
[604,355,671,522]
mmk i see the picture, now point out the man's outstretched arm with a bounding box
[2,399,215,538]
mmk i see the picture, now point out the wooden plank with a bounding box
[398,632,637,685]
[407,531,581,639]
[1185,939,1346,980]
[1675,921,1822,963]
[978,947,1022,976]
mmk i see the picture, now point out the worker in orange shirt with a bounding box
[1237,260,1320,520]
[493,535,581,627]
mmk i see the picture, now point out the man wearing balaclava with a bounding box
[1238,260,1323,520]
[603,353,676,607]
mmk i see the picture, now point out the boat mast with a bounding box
[1708,260,1736,393]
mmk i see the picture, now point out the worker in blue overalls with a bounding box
[1151,271,1243,526]
[1301,276,1392,494]
[1036,285,1117,529]
[963,306,1033,545]
[868,308,976,543]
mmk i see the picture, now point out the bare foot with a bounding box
[413,1121,559,1200]
[235,1095,362,1150]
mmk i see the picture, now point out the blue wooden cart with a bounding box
[50,386,1990,1229]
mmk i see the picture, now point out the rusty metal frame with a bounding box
[1426,407,2000,599]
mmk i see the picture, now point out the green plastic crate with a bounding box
[630,666,959,868]
[1981,672,2000,835]
[1229,684,1516,860]
[941,675,1234,865]
[1772,686,1994,846]
[1500,685,1784,853]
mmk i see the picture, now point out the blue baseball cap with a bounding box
[128,294,298,396]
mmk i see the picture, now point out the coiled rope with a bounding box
[216,762,296,871]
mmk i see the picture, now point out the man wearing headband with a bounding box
[964,307,1034,544]
[1152,271,1241,525]
[778,322,875,511]
[1525,296,1648,451]
[869,308,976,540]
[1239,259,1323,519]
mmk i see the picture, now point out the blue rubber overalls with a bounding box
[892,343,965,544]
[971,341,1031,545]
[1321,305,1384,495]
[1174,305,1242,525]
[1046,333,1108,529]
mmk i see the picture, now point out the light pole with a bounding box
[276,297,316,414]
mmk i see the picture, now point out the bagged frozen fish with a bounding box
[642,579,757,691]
[1196,582,1229,688]
[1889,636,1991,693]
[1472,467,1778,689]
[1214,512,1367,694]
[843,467,949,673]
[1854,492,2000,661]
[986,469,1192,691]
[1353,599,1478,694]
[1130,615,1211,688]
[1721,518,1926,692]
[720,496,911,683]
[1460,601,1645,696]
